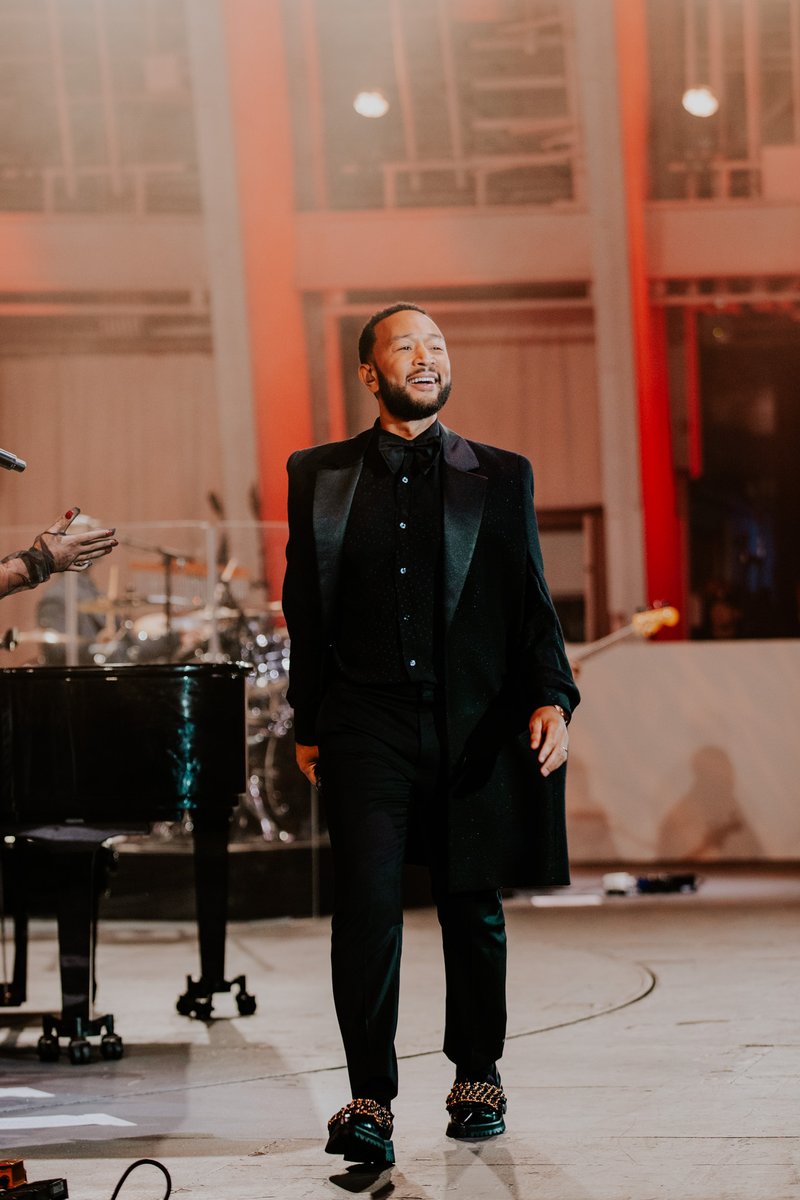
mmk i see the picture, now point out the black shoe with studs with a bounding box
[445,1079,507,1140]
[325,1098,395,1165]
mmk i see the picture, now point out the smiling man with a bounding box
[282,302,579,1166]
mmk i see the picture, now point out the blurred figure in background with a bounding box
[36,565,105,665]
[704,578,744,640]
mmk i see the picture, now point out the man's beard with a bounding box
[375,365,451,422]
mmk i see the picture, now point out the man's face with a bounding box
[359,309,452,422]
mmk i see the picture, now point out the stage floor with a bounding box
[2,866,799,1200]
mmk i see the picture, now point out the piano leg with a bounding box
[176,807,256,1020]
[55,847,99,1021]
[0,842,29,1007]
[37,844,123,1064]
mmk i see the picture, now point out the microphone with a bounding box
[0,447,27,472]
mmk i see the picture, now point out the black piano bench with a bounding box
[176,973,256,1021]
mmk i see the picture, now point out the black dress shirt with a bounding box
[333,421,443,688]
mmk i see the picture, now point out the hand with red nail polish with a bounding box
[41,506,119,574]
[1,506,118,597]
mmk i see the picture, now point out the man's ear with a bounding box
[358,360,379,395]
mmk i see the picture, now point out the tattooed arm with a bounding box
[1,508,117,599]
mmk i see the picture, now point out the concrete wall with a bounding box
[567,640,800,864]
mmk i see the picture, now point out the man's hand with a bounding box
[296,742,321,788]
[40,508,118,572]
[529,706,569,777]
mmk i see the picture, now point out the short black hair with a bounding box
[358,302,429,365]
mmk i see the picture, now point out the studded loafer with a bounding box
[325,1098,395,1165]
[445,1080,507,1140]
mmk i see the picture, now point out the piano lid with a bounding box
[0,662,250,826]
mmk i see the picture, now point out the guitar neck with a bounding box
[568,604,678,665]
[568,623,637,665]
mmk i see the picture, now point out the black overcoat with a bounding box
[282,424,580,891]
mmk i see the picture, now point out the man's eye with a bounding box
[396,344,411,351]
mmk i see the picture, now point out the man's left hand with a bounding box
[529,706,569,777]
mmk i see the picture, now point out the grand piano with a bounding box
[0,661,255,1063]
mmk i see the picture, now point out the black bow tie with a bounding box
[378,429,441,475]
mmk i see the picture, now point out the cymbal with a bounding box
[143,594,199,609]
[179,605,279,621]
[15,629,91,645]
[129,560,250,579]
[133,611,211,637]
[204,604,284,620]
[192,606,241,621]
[78,596,156,615]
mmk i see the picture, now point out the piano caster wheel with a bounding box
[68,1037,92,1065]
[100,1033,124,1061]
[37,1035,60,1063]
[236,990,257,1016]
[176,992,213,1020]
[176,976,255,1020]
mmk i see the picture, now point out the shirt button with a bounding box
[400,566,407,574]
[401,475,409,484]
[409,659,416,667]
[403,614,411,621]
[399,521,407,529]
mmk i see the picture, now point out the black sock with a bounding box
[455,1062,500,1085]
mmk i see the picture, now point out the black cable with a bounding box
[108,1159,171,1200]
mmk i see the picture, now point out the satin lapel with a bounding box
[313,462,362,628]
[441,428,487,629]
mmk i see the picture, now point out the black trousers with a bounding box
[317,680,507,1106]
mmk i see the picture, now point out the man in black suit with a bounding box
[283,303,578,1166]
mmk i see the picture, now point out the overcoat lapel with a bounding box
[311,424,486,633]
[441,426,486,629]
[312,431,371,628]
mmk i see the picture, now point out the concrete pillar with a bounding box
[186,0,314,595]
[614,0,685,630]
[573,0,647,627]
[185,0,260,525]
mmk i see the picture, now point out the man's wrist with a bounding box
[550,703,570,725]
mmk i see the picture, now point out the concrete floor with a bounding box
[2,867,799,1200]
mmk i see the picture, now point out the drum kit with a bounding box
[5,580,313,847]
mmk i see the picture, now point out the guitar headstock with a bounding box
[631,605,680,639]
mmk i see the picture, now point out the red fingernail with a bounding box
[65,509,74,519]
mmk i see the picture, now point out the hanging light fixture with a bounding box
[353,89,390,119]
[682,85,719,118]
